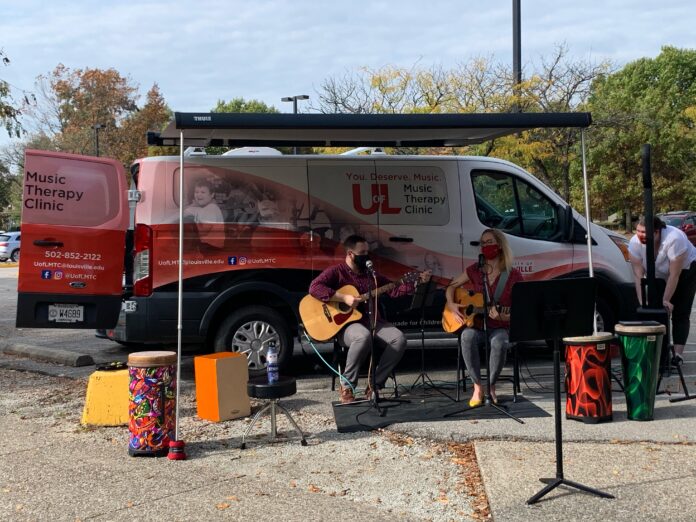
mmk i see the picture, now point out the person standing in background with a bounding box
[629,216,696,365]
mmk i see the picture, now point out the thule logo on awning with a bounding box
[193,116,211,121]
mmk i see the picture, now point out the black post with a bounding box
[512,0,522,112]
[641,144,659,307]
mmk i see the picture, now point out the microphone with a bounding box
[365,260,375,274]
[478,254,486,269]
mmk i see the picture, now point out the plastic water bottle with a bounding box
[266,341,279,384]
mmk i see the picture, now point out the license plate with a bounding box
[122,300,137,313]
[48,304,84,323]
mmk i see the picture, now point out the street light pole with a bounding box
[281,95,309,154]
[91,124,104,156]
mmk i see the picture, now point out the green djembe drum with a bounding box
[614,322,666,421]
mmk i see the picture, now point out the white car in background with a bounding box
[0,231,20,262]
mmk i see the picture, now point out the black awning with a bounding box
[148,112,592,148]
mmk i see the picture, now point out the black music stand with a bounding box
[408,279,453,400]
[510,277,614,504]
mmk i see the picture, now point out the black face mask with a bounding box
[352,254,370,271]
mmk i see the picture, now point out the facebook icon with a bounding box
[228,256,237,266]
[41,270,52,280]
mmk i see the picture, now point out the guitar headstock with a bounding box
[399,271,421,285]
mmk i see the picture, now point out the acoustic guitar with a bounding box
[300,272,419,341]
[441,288,510,333]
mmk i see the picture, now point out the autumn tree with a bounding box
[23,64,170,167]
[315,46,609,202]
[114,83,171,167]
[0,49,29,138]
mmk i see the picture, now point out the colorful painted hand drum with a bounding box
[615,322,666,421]
[564,332,615,423]
[127,351,178,456]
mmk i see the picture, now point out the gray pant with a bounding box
[459,328,509,385]
[338,322,407,388]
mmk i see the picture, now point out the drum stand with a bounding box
[657,345,695,403]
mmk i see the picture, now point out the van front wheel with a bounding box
[213,306,292,377]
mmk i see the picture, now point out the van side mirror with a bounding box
[560,204,575,241]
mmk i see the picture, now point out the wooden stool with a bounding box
[241,376,307,449]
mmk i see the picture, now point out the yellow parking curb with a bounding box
[0,262,18,268]
[81,369,130,426]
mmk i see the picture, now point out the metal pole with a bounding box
[292,100,298,155]
[175,130,184,441]
[581,131,597,332]
[512,0,522,112]
[95,127,100,156]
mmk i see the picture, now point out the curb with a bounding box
[0,341,94,367]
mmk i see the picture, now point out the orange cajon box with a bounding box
[194,352,251,421]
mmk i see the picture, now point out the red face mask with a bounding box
[481,244,501,260]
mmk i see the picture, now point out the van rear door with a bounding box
[17,150,128,329]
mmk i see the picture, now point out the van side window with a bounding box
[472,170,561,240]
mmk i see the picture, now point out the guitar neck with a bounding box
[473,305,510,314]
[361,280,402,300]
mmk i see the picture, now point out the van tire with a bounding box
[594,296,615,334]
[10,249,19,262]
[213,306,292,377]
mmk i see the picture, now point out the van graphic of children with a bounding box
[184,179,225,250]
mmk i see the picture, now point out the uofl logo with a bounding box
[352,184,401,215]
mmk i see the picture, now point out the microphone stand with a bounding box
[445,255,523,423]
[363,262,409,417]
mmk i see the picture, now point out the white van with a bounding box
[18,149,635,375]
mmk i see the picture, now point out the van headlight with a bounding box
[608,234,630,262]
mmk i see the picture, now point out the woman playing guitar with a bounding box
[444,229,523,407]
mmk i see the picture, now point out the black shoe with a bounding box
[671,354,684,367]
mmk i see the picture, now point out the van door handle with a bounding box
[34,240,64,247]
[470,241,480,246]
[388,236,413,243]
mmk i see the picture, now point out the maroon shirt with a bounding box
[309,262,416,325]
[464,263,524,330]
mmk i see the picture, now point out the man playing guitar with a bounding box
[308,234,431,404]
[444,228,523,406]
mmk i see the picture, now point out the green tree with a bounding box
[209,98,281,154]
[213,98,279,114]
[587,46,696,230]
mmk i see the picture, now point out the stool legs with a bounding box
[240,399,307,449]
[275,402,307,446]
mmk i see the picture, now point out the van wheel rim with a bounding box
[231,320,279,371]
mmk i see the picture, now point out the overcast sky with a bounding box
[1,0,694,147]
